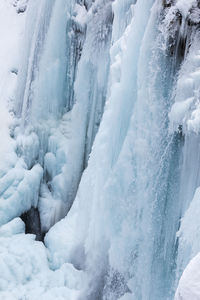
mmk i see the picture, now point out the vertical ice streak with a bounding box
[3,0,113,234]
[16,0,55,123]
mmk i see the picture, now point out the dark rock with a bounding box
[163,0,174,8]
[21,207,44,241]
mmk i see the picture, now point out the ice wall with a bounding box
[170,26,200,297]
[1,0,200,299]
[167,0,200,297]
[46,0,184,299]
[0,0,44,230]
[0,0,111,234]
[46,0,200,299]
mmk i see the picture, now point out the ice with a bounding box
[166,6,200,295]
[46,1,178,299]
[1,0,200,299]
[0,0,46,228]
[169,27,200,134]
[169,97,195,128]
[0,163,43,226]
[45,0,196,298]
[0,218,25,237]
[5,0,113,234]
[16,131,40,169]
[45,0,143,270]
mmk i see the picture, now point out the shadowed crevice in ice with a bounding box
[20,207,44,241]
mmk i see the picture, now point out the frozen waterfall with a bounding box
[1,0,200,299]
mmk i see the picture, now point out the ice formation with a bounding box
[1,0,200,299]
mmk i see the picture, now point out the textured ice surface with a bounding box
[1,0,200,299]
[0,0,45,226]
[47,1,180,299]
[169,35,200,134]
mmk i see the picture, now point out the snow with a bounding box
[176,0,196,17]
[169,97,194,128]
[0,225,83,300]
[0,0,25,170]
[0,218,25,237]
[175,186,200,294]
[177,187,200,257]
[169,37,200,134]
[73,4,87,28]
[175,253,200,300]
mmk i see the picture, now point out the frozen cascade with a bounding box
[46,0,183,299]
[1,0,200,299]
[0,0,112,235]
[170,17,200,296]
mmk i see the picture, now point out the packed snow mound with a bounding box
[175,253,200,300]
[177,187,200,261]
[175,186,200,294]
[0,219,84,300]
